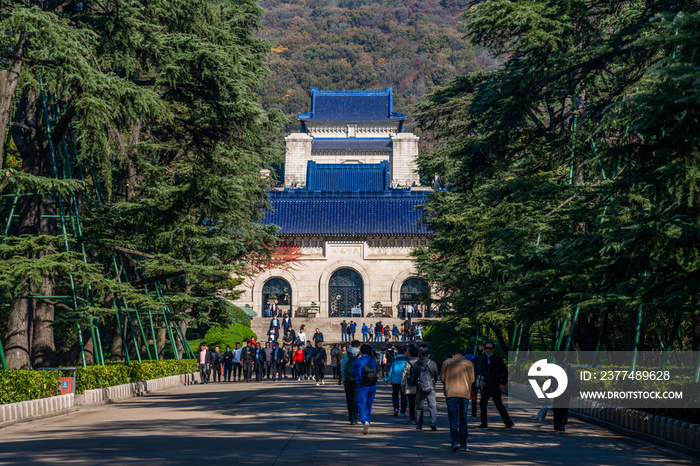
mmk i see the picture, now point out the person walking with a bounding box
[352,344,379,434]
[297,327,307,347]
[340,320,348,343]
[282,313,292,335]
[441,349,475,452]
[477,343,514,430]
[553,354,579,434]
[271,342,285,381]
[330,344,340,379]
[211,347,223,382]
[241,341,255,382]
[341,340,361,424]
[312,328,324,345]
[264,342,273,379]
[270,314,280,332]
[471,345,485,417]
[410,347,439,431]
[223,345,234,382]
[384,345,409,417]
[304,341,315,380]
[254,342,266,382]
[338,343,349,385]
[293,345,306,381]
[401,346,420,424]
[232,342,243,381]
[198,344,211,384]
[314,342,327,385]
[361,323,369,342]
[368,325,374,342]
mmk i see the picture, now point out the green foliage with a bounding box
[0,359,197,403]
[0,370,60,404]
[74,360,197,394]
[414,1,700,353]
[189,324,257,352]
[422,320,472,368]
[0,0,284,368]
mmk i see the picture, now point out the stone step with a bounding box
[250,316,438,343]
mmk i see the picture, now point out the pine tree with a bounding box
[414,1,700,352]
[0,0,284,368]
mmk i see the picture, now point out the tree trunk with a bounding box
[692,309,700,352]
[110,317,124,361]
[157,328,167,360]
[125,122,141,202]
[4,89,45,369]
[58,328,94,366]
[32,191,59,368]
[493,326,510,353]
[0,33,27,175]
[5,299,32,369]
[31,271,57,367]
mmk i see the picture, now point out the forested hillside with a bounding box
[257,0,493,125]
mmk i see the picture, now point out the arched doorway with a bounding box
[329,269,363,317]
[400,278,430,318]
[262,278,292,317]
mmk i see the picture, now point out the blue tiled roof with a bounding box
[306,161,390,192]
[262,191,429,236]
[312,138,393,152]
[299,88,406,123]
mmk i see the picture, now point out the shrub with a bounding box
[0,359,198,404]
[75,359,197,393]
[189,323,257,352]
[0,370,61,404]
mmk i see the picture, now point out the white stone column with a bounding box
[390,133,420,186]
[284,133,313,187]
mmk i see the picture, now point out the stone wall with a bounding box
[390,133,420,186]
[234,236,431,318]
[284,133,312,186]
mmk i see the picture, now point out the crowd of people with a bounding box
[339,320,422,343]
[196,313,585,452]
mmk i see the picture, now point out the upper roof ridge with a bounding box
[298,87,406,124]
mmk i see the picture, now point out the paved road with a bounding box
[0,377,696,465]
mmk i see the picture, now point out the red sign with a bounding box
[59,377,74,395]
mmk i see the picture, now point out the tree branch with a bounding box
[42,105,76,157]
[81,240,156,258]
[0,170,12,196]
[0,54,58,67]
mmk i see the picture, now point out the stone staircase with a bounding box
[250,316,438,343]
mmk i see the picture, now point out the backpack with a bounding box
[344,352,359,382]
[360,356,378,386]
[417,362,435,392]
[295,337,302,347]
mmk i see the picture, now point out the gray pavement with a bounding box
[0,376,696,465]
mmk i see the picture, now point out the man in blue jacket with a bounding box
[361,323,369,342]
[384,345,409,417]
[352,344,379,435]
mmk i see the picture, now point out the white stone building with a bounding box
[234,88,432,321]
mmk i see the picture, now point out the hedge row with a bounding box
[0,370,61,404]
[0,359,197,404]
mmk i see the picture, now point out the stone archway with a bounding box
[319,261,371,318]
[391,269,421,318]
[252,270,300,317]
